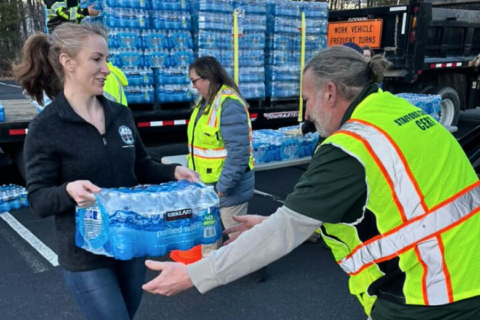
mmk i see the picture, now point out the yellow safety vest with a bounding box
[45,1,85,23]
[187,85,254,183]
[320,90,480,315]
[103,62,128,106]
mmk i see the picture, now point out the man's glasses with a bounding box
[191,77,203,85]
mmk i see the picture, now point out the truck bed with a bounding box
[2,99,37,123]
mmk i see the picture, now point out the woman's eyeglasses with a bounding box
[191,77,203,85]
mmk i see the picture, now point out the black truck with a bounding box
[2,0,480,180]
[329,0,480,126]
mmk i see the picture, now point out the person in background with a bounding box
[104,61,129,106]
[183,56,267,282]
[13,23,198,320]
[362,46,374,60]
[44,0,100,32]
[142,45,480,320]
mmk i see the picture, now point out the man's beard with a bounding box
[311,108,333,138]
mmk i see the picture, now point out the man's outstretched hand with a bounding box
[223,215,268,245]
[143,260,194,296]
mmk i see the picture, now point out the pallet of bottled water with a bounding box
[253,127,319,164]
[0,184,29,213]
[75,180,222,260]
[396,93,441,121]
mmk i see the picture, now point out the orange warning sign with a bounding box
[328,20,383,49]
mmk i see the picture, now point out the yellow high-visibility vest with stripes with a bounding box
[46,1,84,23]
[187,85,254,183]
[103,62,128,107]
[320,90,480,315]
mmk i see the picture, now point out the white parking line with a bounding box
[0,212,59,267]
[0,81,21,89]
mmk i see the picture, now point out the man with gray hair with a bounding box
[142,46,480,320]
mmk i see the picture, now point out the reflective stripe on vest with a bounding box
[334,119,480,305]
[70,7,76,20]
[207,89,236,127]
[339,120,428,222]
[187,144,227,159]
[51,1,66,11]
[103,91,117,103]
[340,182,480,275]
[103,72,125,105]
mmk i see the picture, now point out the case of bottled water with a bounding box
[109,29,143,49]
[170,49,194,67]
[195,13,233,32]
[155,67,190,85]
[105,0,150,10]
[193,0,233,13]
[111,48,144,68]
[124,85,154,103]
[225,67,265,83]
[266,81,299,99]
[103,8,150,29]
[157,85,193,102]
[0,184,29,213]
[196,31,232,49]
[75,181,222,260]
[123,67,154,86]
[169,31,193,49]
[239,83,265,99]
[143,49,170,68]
[151,11,191,30]
[142,30,170,50]
[252,128,318,163]
[266,66,299,82]
[396,93,442,121]
[235,0,267,15]
[152,0,191,11]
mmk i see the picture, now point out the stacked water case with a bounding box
[265,0,328,100]
[192,0,266,100]
[231,0,267,99]
[102,0,153,103]
[252,127,319,164]
[192,0,234,77]
[100,0,194,104]
[150,0,194,103]
[0,184,29,213]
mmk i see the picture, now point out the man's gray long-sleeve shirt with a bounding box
[187,206,322,293]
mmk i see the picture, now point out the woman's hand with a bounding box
[66,180,101,208]
[174,166,200,183]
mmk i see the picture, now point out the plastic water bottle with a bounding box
[0,101,5,122]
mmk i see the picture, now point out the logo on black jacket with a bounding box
[119,125,134,145]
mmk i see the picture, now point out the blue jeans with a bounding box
[62,258,146,320]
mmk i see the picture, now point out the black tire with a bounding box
[424,86,461,126]
[420,86,434,94]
